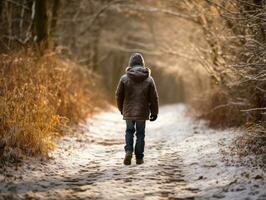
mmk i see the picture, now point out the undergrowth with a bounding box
[190,86,247,128]
[0,49,102,161]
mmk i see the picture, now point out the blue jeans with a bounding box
[125,120,146,159]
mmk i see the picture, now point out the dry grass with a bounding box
[0,49,102,160]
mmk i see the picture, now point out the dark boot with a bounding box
[136,158,144,165]
[123,152,132,165]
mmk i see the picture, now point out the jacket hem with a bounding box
[123,116,149,121]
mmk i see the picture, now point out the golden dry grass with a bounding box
[0,49,101,160]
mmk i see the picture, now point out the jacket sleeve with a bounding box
[115,77,125,114]
[149,77,159,115]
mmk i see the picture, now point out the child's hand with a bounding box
[149,114,157,121]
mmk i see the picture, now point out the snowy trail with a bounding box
[0,104,265,200]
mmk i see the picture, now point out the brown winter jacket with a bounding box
[115,54,159,120]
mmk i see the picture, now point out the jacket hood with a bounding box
[128,53,145,67]
[126,66,150,82]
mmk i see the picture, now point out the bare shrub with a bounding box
[192,86,247,127]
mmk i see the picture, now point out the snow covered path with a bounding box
[0,104,265,200]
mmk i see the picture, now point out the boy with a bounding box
[115,53,159,165]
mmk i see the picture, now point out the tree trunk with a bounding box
[0,0,3,23]
[50,0,60,49]
[90,26,101,71]
[34,0,48,52]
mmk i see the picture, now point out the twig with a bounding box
[241,107,266,112]
[80,0,126,36]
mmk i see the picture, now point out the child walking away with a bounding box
[115,53,159,165]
